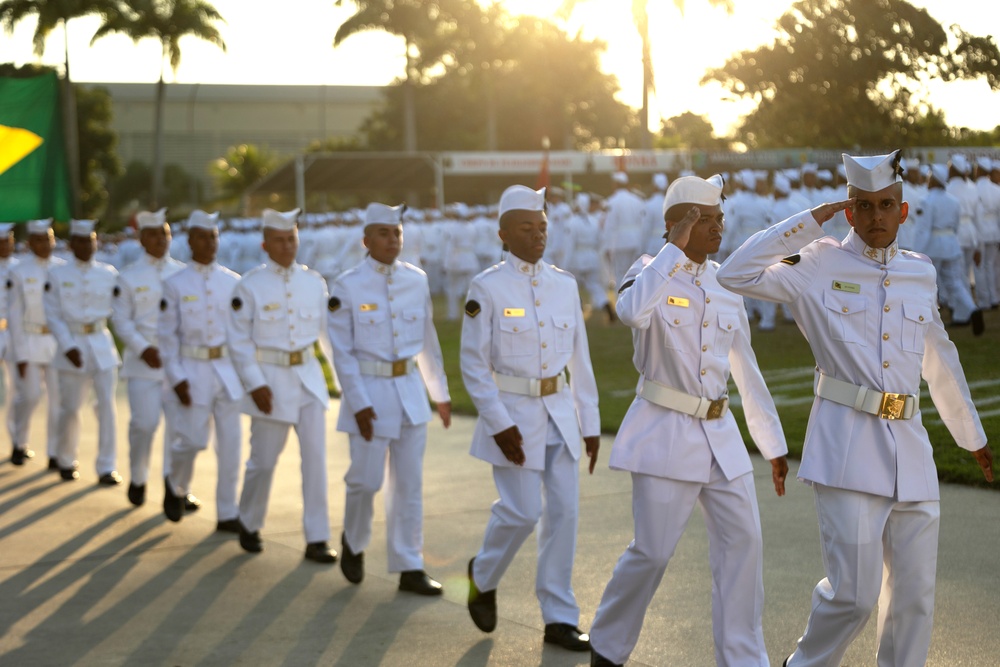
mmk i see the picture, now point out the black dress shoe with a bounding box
[340,533,364,584]
[184,494,202,512]
[48,457,59,471]
[238,520,263,553]
[544,623,591,652]
[98,471,123,486]
[10,446,34,466]
[163,477,184,523]
[304,541,338,563]
[60,466,79,481]
[467,557,497,632]
[127,483,145,506]
[972,309,985,336]
[216,518,240,533]
[399,570,443,596]
[591,649,623,667]
[783,655,791,667]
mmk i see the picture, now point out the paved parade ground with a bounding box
[1,390,997,666]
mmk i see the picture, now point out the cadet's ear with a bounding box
[362,234,371,250]
[899,201,909,225]
[844,206,854,226]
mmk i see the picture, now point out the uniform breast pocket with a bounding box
[712,311,741,356]
[298,306,322,338]
[133,288,158,316]
[179,302,204,335]
[355,310,390,352]
[823,291,868,346]
[400,308,425,343]
[255,307,287,338]
[552,315,575,353]
[900,301,932,354]
[499,318,537,357]
[660,306,694,351]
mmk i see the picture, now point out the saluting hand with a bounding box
[972,445,994,482]
[174,380,192,407]
[250,385,273,415]
[355,406,377,441]
[771,455,789,497]
[584,435,600,475]
[435,401,452,429]
[140,346,162,369]
[810,198,855,226]
[65,348,83,368]
[493,425,525,466]
[665,205,702,251]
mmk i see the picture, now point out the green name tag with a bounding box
[832,280,861,294]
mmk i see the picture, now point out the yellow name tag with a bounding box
[135,286,150,293]
[26,278,37,284]
[182,295,198,302]
[832,280,861,294]
[503,308,525,317]
[667,296,690,307]
[62,282,74,288]
[360,303,378,312]
[263,303,281,311]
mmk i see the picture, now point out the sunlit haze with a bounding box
[1,0,998,137]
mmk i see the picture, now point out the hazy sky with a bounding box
[1,0,998,136]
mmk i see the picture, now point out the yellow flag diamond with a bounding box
[0,124,43,176]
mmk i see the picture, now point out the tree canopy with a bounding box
[704,0,1000,148]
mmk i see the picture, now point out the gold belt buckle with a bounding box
[207,346,223,360]
[0,318,7,331]
[391,359,408,376]
[82,323,95,334]
[706,397,727,420]
[879,392,906,420]
[538,376,558,396]
[288,350,303,366]
[40,325,50,334]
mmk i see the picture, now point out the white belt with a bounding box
[358,358,415,377]
[23,322,50,334]
[932,229,956,237]
[70,319,107,335]
[493,370,566,397]
[256,346,314,367]
[637,376,729,420]
[182,344,227,360]
[815,372,917,420]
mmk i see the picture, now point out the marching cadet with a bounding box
[327,202,451,595]
[159,210,244,531]
[9,219,63,468]
[227,208,337,563]
[0,223,25,464]
[44,220,122,483]
[602,172,647,287]
[462,185,601,652]
[588,176,788,667]
[111,208,185,506]
[717,151,993,667]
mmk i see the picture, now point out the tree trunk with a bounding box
[403,38,417,153]
[151,49,166,208]
[639,17,652,150]
[485,71,497,151]
[62,21,83,217]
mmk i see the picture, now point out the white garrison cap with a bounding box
[70,219,96,237]
[261,208,300,231]
[949,153,970,175]
[364,202,405,229]
[930,163,949,186]
[136,207,167,230]
[0,223,13,235]
[662,175,724,217]
[773,172,791,195]
[739,169,756,191]
[612,171,629,185]
[842,150,902,192]
[976,156,993,173]
[27,218,52,235]
[499,185,546,218]
[575,192,591,210]
[818,169,833,183]
[187,209,220,230]
[919,164,932,178]
[652,173,668,191]
[801,163,818,175]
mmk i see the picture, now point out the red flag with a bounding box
[536,150,550,190]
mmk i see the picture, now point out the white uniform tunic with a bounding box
[112,253,184,485]
[328,256,450,572]
[603,188,647,285]
[44,258,121,475]
[590,244,786,666]
[913,187,978,322]
[974,175,1000,308]
[461,256,600,626]
[718,211,986,667]
[0,256,22,450]
[160,261,244,522]
[227,260,331,543]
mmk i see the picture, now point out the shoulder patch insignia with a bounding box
[618,278,636,294]
[780,254,801,266]
[328,296,341,313]
[160,298,167,312]
[44,282,50,292]
[113,286,120,297]
[465,299,481,318]
[232,297,242,311]
[5,279,11,290]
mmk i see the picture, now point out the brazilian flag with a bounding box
[0,71,72,221]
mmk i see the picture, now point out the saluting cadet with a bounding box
[718,151,993,667]
[111,208,185,506]
[9,219,63,467]
[462,185,601,652]
[589,176,789,667]
[44,220,122,483]
[328,202,451,595]
[227,208,337,563]
[159,211,244,531]
[0,223,25,464]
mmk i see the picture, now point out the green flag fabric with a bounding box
[0,72,72,222]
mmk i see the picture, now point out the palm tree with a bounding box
[91,0,225,208]
[558,0,733,149]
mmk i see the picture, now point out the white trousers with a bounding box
[126,377,173,485]
[787,484,940,667]
[590,465,768,667]
[472,428,581,626]
[610,248,641,288]
[56,366,118,475]
[445,270,475,321]
[932,257,977,321]
[166,379,242,521]
[973,242,998,308]
[343,423,426,572]
[238,394,330,544]
[10,362,58,456]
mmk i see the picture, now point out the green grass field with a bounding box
[431,296,1000,490]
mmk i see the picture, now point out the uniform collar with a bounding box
[144,252,169,268]
[192,260,216,277]
[366,255,396,275]
[679,257,708,276]
[505,256,544,277]
[74,258,94,270]
[265,259,297,278]
[846,230,899,265]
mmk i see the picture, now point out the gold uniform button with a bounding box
[394,332,398,337]
[392,314,396,319]
[791,228,798,234]
[706,297,711,303]
[884,305,891,312]
[513,326,518,332]
[542,342,547,348]
[288,308,293,313]
[703,321,709,328]
[286,293,292,298]
[695,280,701,286]
[919,315,924,321]
[727,324,732,330]
[884,279,890,287]
[563,323,568,328]
[700,369,707,376]
[542,363,548,370]
[674,319,680,325]
[389,296,394,302]
[883,361,890,369]
[784,232,791,238]
[842,307,849,313]
[798,222,805,229]
[702,345,708,352]
[539,322,545,327]
[532,280,538,287]
[535,299,541,306]
[387,278,393,285]
[883,333,889,340]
